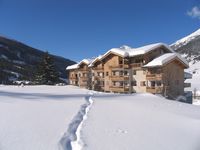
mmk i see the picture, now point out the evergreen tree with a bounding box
[34,52,59,85]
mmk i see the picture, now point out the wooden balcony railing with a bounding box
[109,64,129,69]
[146,87,163,93]
[79,82,88,87]
[79,76,88,81]
[79,68,88,72]
[70,76,78,80]
[92,67,104,71]
[146,73,163,80]
[109,86,129,92]
[130,63,143,68]
[94,76,105,80]
[110,75,129,81]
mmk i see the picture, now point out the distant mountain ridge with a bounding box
[171,29,200,64]
[0,36,75,84]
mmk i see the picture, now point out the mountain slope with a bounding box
[170,28,200,91]
[0,36,75,84]
[171,29,200,63]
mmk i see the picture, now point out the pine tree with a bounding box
[34,52,59,85]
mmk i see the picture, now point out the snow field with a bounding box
[0,85,88,150]
[81,93,200,150]
[0,86,200,150]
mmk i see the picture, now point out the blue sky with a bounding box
[0,0,200,61]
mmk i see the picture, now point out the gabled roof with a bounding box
[143,53,189,68]
[89,43,174,66]
[66,58,95,70]
[128,43,174,57]
[67,43,181,70]
[79,58,94,65]
[88,55,103,67]
[100,45,131,61]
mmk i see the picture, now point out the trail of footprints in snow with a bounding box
[59,94,93,150]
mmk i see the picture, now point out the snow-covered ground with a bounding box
[82,93,200,150]
[0,85,200,150]
[0,85,89,150]
[193,99,200,106]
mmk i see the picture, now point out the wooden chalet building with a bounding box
[67,43,190,98]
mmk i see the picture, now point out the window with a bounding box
[124,71,128,76]
[102,72,104,77]
[119,58,123,64]
[97,72,100,76]
[124,81,129,86]
[156,81,162,86]
[132,81,137,86]
[150,81,156,87]
[133,70,136,75]
[106,72,109,76]
[140,81,146,86]
[112,71,116,76]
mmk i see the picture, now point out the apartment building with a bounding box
[67,43,190,98]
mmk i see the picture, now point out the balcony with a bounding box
[94,76,104,80]
[79,76,88,81]
[184,82,191,88]
[92,67,104,71]
[146,87,163,93]
[70,76,78,80]
[79,68,88,72]
[146,73,163,80]
[109,64,129,69]
[79,82,88,87]
[130,63,143,68]
[110,75,129,81]
[109,86,129,93]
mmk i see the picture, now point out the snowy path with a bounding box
[59,93,94,150]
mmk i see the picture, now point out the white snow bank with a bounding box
[82,93,200,150]
[0,85,89,150]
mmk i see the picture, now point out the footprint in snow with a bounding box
[116,129,128,134]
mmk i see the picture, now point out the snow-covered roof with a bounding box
[98,43,173,61]
[129,43,174,57]
[88,55,103,67]
[79,58,93,65]
[67,43,178,70]
[66,58,95,70]
[66,64,79,70]
[102,45,131,59]
[143,53,189,68]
